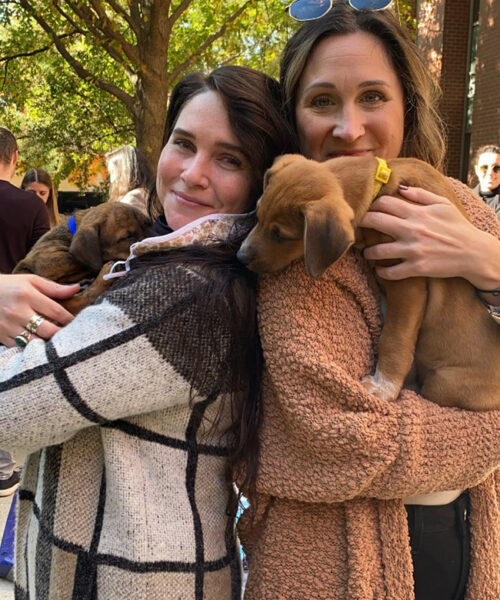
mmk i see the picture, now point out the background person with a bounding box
[0,450,18,498]
[0,65,295,599]
[0,127,50,498]
[105,144,154,216]
[472,144,500,218]
[21,167,61,228]
[239,3,500,600]
[0,128,50,274]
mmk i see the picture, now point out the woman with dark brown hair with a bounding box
[0,65,296,599]
[238,2,500,600]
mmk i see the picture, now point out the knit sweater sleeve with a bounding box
[0,263,230,454]
[254,181,500,503]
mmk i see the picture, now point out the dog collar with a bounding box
[373,157,392,199]
[68,215,77,235]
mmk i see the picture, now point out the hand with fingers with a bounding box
[0,274,79,347]
[360,185,500,304]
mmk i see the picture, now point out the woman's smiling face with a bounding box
[157,90,253,231]
[295,31,405,162]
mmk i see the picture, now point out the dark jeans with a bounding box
[405,492,470,600]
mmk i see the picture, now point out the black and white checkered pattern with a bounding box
[0,263,242,599]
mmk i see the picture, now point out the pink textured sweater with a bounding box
[239,180,500,600]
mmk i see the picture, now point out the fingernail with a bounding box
[399,184,409,190]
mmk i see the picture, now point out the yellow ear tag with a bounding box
[373,157,392,199]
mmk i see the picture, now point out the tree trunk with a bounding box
[133,0,172,174]
[134,73,170,174]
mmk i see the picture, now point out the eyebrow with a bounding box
[172,127,244,154]
[303,80,389,93]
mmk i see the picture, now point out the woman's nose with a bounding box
[331,107,365,142]
[181,155,209,187]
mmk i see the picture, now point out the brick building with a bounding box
[416,0,500,184]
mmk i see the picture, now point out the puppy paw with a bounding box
[361,373,400,402]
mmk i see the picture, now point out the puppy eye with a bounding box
[271,227,286,243]
[118,233,138,243]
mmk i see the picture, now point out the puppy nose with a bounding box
[236,248,250,265]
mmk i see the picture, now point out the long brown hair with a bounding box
[280,0,447,171]
[141,65,297,507]
[21,168,61,228]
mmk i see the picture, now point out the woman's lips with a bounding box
[327,150,373,158]
[173,191,210,208]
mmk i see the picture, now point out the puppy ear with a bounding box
[263,167,273,189]
[69,224,103,272]
[264,154,303,188]
[302,200,355,278]
[275,153,304,169]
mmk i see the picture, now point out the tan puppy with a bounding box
[238,154,500,410]
[14,202,152,315]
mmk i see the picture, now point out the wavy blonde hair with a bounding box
[105,145,154,203]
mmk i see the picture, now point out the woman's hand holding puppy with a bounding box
[0,274,78,347]
[361,186,500,305]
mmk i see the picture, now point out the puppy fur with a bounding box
[14,202,152,315]
[238,154,500,410]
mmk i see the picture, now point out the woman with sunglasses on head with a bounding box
[0,65,296,599]
[238,3,500,600]
[473,144,500,218]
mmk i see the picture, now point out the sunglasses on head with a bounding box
[479,165,500,174]
[285,0,393,21]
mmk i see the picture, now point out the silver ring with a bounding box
[25,313,44,335]
[14,330,31,348]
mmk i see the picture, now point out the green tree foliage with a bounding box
[0,0,295,185]
[0,1,414,187]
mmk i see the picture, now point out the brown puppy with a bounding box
[238,154,500,410]
[14,202,152,315]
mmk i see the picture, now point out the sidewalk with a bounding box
[0,493,14,600]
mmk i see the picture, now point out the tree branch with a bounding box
[104,0,139,37]
[129,0,143,41]
[147,0,173,48]
[169,0,194,27]
[19,0,136,116]
[52,2,84,32]
[169,0,255,82]
[52,1,137,79]
[0,32,78,63]
[63,0,141,66]
[0,31,79,90]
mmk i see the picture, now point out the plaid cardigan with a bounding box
[0,260,243,599]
